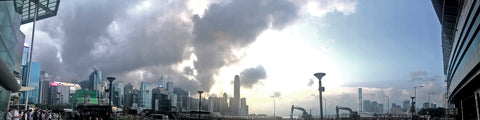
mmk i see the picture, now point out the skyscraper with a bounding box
[21,45,29,66]
[240,97,248,115]
[402,100,410,112]
[158,76,164,88]
[358,88,362,112]
[371,101,378,113]
[363,100,370,112]
[113,83,124,107]
[57,86,70,104]
[89,68,104,98]
[167,82,174,93]
[234,75,240,115]
[229,97,234,114]
[140,82,152,109]
[174,88,188,111]
[377,104,384,113]
[223,93,228,113]
[22,62,40,104]
[124,83,133,108]
[132,88,140,109]
[39,71,50,104]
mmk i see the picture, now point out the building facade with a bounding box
[113,82,123,107]
[140,82,152,109]
[234,75,240,115]
[39,71,50,104]
[123,83,133,108]
[89,68,104,99]
[363,100,370,112]
[432,0,480,119]
[0,1,24,113]
[21,62,40,104]
[0,0,59,115]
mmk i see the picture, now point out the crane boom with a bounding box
[290,105,313,120]
[335,106,360,120]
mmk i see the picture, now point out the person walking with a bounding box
[32,109,38,120]
[13,106,22,120]
[6,109,14,120]
[22,110,28,120]
[47,111,51,120]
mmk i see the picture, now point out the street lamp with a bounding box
[107,77,116,120]
[411,85,423,119]
[314,72,326,120]
[197,91,204,111]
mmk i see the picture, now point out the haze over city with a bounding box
[13,0,446,118]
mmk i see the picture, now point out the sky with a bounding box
[20,0,444,117]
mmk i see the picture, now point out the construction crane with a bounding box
[290,105,313,120]
[335,106,360,120]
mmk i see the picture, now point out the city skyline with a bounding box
[18,0,445,117]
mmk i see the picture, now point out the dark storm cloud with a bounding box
[31,0,194,85]
[28,0,300,91]
[58,1,134,75]
[271,91,281,98]
[192,0,299,90]
[239,65,267,88]
[31,0,141,79]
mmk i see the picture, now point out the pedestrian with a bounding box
[19,110,23,120]
[6,109,13,120]
[24,109,31,120]
[41,111,47,120]
[13,106,21,120]
[47,111,51,120]
[22,110,27,120]
[28,110,32,120]
[32,109,38,120]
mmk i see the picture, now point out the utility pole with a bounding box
[25,1,39,111]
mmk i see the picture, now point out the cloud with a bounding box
[307,78,314,86]
[239,65,267,88]
[24,0,302,92]
[271,91,281,98]
[191,0,299,90]
[295,0,357,17]
[410,70,428,81]
[24,0,197,88]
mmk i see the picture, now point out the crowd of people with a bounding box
[5,106,59,120]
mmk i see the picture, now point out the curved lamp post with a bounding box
[107,77,116,119]
[314,72,326,120]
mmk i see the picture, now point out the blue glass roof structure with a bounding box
[14,0,60,24]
